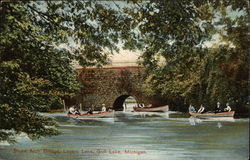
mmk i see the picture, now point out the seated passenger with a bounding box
[215,102,221,113]
[188,104,196,113]
[197,105,205,113]
[108,108,113,111]
[87,107,93,114]
[102,104,106,112]
[224,103,232,112]
[68,106,76,114]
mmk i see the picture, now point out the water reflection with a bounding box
[188,116,235,128]
[133,112,170,119]
[217,122,222,128]
[189,116,235,126]
[188,116,202,125]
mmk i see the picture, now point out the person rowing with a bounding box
[75,107,81,115]
[68,106,78,115]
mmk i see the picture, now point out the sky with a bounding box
[108,49,141,66]
[59,39,142,67]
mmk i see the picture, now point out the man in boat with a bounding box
[75,106,81,115]
[224,103,232,112]
[188,104,196,113]
[101,104,106,112]
[87,107,93,114]
[215,102,222,113]
[68,106,77,114]
[197,105,205,113]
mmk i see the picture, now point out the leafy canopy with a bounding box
[0,0,128,142]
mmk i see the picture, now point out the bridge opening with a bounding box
[113,95,137,111]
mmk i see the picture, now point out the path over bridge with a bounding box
[72,66,165,111]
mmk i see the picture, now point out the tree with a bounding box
[122,0,249,111]
[203,1,249,111]
[0,1,128,142]
[121,0,210,108]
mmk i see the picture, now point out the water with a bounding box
[0,111,249,160]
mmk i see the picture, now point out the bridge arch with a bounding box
[113,95,137,111]
[71,66,161,111]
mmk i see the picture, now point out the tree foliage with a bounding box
[122,0,249,111]
[0,1,126,142]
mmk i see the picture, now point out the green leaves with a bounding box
[126,0,249,110]
[0,2,80,141]
[0,104,59,142]
[0,0,136,142]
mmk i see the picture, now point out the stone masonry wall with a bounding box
[75,66,149,110]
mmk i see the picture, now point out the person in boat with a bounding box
[197,105,205,113]
[75,106,81,115]
[188,104,196,113]
[139,103,145,108]
[101,104,106,112]
[224,103,232,112]
[87,107,93,114]
[68,106,77,114]
[215,102,222,113]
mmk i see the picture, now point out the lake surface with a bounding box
[0,111,249,160]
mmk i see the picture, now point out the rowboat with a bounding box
[189,111,235,118]
[133,105,169,112]
[68,110,114,119]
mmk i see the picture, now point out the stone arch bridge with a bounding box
[69,66,165,111]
